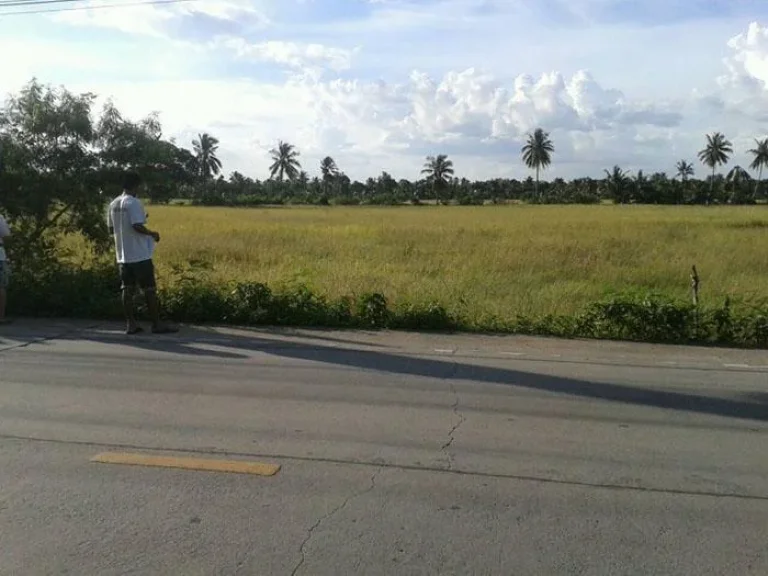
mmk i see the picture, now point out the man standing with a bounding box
[107,171,177,335]
[0,211,11,324]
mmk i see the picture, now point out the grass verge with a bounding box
[8,261,768,349]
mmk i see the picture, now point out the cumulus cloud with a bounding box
[720,22,768,92]
[68,64,685,180]
[390,68,681,148]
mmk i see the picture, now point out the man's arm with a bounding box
[0,216,10,240]
[128,202,159,241]
[132,222,160,242]
[0,217,11,260]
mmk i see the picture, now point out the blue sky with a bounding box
[2,0,768,181]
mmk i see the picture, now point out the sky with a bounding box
[2,0,768,181]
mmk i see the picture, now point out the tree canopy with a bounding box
[0,79,198,265]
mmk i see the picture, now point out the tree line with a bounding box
[187,128,768,207]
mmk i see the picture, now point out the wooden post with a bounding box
[690,265,700,307]
[691,265,700,338]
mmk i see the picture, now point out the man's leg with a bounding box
[0,287,7,323]
[122,287,140,333]
[0,262,8,323]
[137,260,177,334]
[119,264,140,334]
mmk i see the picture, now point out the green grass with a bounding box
[67,204,768,326]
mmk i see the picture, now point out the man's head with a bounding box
[122,171,142,195]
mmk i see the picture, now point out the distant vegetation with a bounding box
[180,126,768,207]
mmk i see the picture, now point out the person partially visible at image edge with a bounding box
[107,171,178,335]
[0,210,11,325]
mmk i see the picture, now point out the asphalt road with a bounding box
[1,320,767,575]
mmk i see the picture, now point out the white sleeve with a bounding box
[0,215,10,238]
[127,200,146,226]
[106,205,113,229]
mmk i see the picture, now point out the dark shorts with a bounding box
[0,260,9,289]
[119,259,156,291]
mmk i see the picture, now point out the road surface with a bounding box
[1,320,767,575]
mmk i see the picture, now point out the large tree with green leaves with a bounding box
[521,128,554,199]
[0,80,106,265]
[0,79,196,266]
[269,141,301,182]
[697,132,733,201]
[748,138,768,199]
[192,133,222,180]
[421,154,454,204]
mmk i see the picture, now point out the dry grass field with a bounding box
[70,204,768,323]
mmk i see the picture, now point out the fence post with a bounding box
[690,265,700,338]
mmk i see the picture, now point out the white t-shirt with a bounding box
[107,193,155,264]
[0,213,10,261]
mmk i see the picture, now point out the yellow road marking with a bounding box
[91,452,281,476]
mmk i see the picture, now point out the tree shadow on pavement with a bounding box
[71,327,768,424]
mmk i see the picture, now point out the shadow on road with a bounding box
[65,326,768,424]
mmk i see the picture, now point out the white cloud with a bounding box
[4,8,768,182]
[217,37,355,71]
[720,22,768,92]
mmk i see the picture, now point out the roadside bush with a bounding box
[8,262,768,349]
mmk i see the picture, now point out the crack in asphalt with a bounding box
[290,467,383,576]
[441,372,467,470]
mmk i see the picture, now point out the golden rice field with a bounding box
[73,205,768,321]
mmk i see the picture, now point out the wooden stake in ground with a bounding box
[691,265,700,338]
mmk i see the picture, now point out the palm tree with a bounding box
[748,138,768,198]
[320,156,339,181]
[675,160,694,181]
[192,133,223,180]
[697,132,733,200]
[421,154,454,204]
[726,165,753,203]
[320,156,339,195]
[269,140,301,182]
[603,165,632,204]
[521,128,555,198]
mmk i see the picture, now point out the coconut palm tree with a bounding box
[697,132,733,200]
[320,156,339,194]
[726,165,753,203]
[675,160,694,181]
[603,165,632,204]
[521,128,555,198]
[748,138,768,198]
[421,154,454,204]
[192,133,223,180]
[320,156,339,181]
[269,141,301,181]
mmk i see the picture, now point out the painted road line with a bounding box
[723,364,751,369]
[91,452,281,476]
